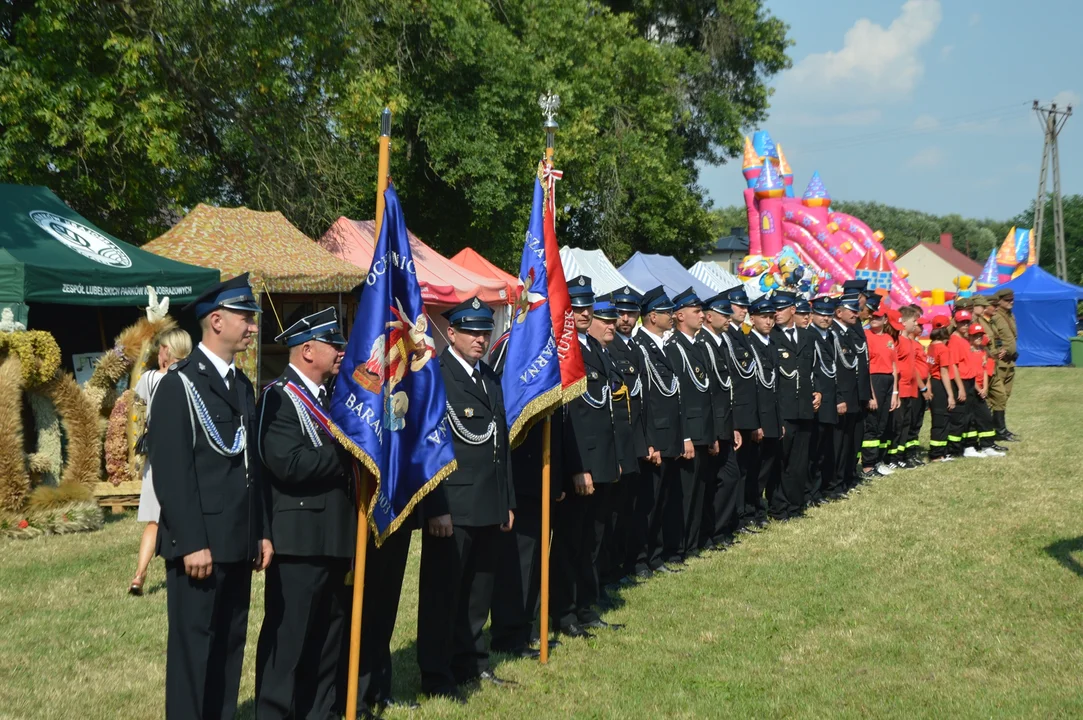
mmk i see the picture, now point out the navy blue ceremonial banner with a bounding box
[501,163,585,447]
[330,185,457,545]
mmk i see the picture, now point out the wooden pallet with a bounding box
[92,481,142,515]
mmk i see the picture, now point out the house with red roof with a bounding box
[896,233,984,293]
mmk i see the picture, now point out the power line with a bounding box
[1032,99,1073,276]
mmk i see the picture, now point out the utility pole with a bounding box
[1032,100,1072,279]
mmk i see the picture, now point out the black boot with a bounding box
[995,410,1019,442]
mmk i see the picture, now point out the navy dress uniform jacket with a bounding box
[811,328,841,424]
[723,325,760,431]
[564,335,620,485]
[698,330,734,440]
[426,349,515,527]
[632,330,684,459]
[149,346,267,563]
[745,333,783,438]
[667,331,715,445]
[832,321,862,410]
[771,325,816,422]
[607,334,649,470]
[256,366,357,558]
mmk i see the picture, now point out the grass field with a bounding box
[2,367,1083,719]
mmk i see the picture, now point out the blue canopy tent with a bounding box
[619,252,715,301]
[993,267,1083,366]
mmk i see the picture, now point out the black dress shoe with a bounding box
[558,623,595,639]
[582,619,624,631]
[497,645,541,660]
[634,568,654,580]
[656,563,683,574]
[477,670,517,687]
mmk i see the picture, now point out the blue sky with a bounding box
[699,0,1080,221]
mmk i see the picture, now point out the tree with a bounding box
[1,0,791,269]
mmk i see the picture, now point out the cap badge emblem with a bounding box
[471,298,481,309]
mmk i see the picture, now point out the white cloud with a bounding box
[1052,90,1080,109]
[905,146,943,169]
[789,109,883,127]
[969,13,981,27]
[940,45,954,60]
[782,0,942,101]
[912,114,939,130]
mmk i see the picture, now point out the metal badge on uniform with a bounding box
[590,370,598,380]
[694,366,704,379]
[464,407,475,418]
[782,351,790,359]
[198,362,207,371]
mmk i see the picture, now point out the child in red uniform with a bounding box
[905,306,931,465]
[947,310,976,458]
[887,309,917,469]
[926,316,958,462]
[968,324,1006,457]
[861,307,899,478]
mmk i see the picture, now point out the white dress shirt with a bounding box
[198,342,236,388]
[288,363,325,400]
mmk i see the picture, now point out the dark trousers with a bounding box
[962,378,982,448]
[624,461,655,575]
[490,494,544,652]
[700,441,741,546]
[890,398,913,460]
[669,450,706,558]
[418,524,499,694]
[810,420,838,501]
[862,374,894,467]
[910,393,927,451]
[551,485,608,629]
[742,436,779,523]
[833,413,858,491]
[738,438,760,525]
[600,473,636,585]
[972,386,996,447]
[164,560,251,720]
[772,419,812,520]
[946,381,969,455]
[929,382,951,458]
[338,527,411,714]
[256,556,350,720]
[640,459,678,571]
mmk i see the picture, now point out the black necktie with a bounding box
[224,368,234,390]
[317,387,328,409]
[788,329,796,345]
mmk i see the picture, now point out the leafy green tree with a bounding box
[1,0,791,270]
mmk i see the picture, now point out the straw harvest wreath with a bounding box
[0,288,174,539]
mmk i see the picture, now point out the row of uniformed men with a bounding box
[146,271,890,719]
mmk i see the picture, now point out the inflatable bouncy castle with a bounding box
[738,131,919,308]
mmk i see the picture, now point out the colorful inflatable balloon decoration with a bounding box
[738,130,919,306]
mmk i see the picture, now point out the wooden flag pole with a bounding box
[540,415,552,663]
[344,107,392,720]
[539,100,558,665]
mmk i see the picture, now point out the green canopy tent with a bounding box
[0,184,219,362]
[0,185,219,307]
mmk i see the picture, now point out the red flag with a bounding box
[539,159,585,401]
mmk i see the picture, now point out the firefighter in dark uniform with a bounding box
[631,287,684,576]
[147,273,273,720]
[418,298,516,700]
[697,294,743,549]
[769,291,817,520]
[488,335,556,660]
[602,288,652,584]
[743,296,783,525]
[254,308,355,720]
[666,288,717,560]
[832,293,865,492]
[718,286,760,532]
[551,276,622,638]
[807,297,842,504]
